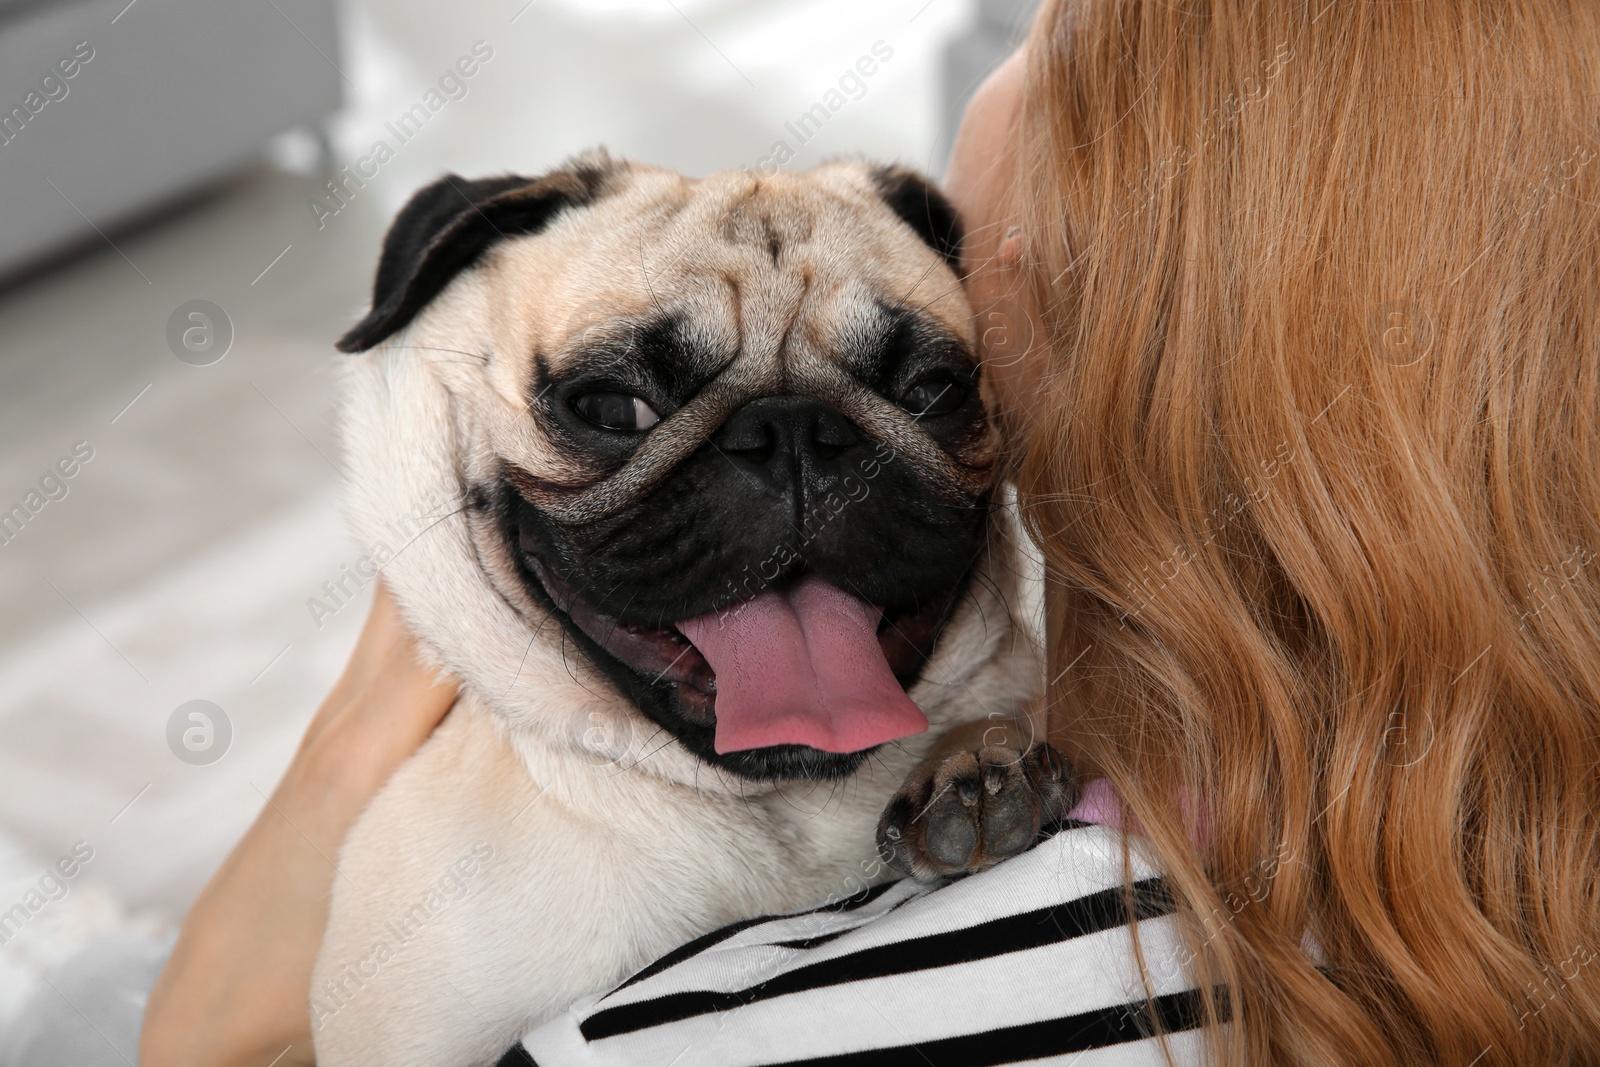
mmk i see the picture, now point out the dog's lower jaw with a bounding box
[506,530,976,783]
[311,694,917,1067]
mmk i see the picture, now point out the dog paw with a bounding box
[876,741,1078,882]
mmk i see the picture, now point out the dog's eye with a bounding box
[571,391,661,432]
[900,376,968,419]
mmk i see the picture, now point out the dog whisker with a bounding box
[386,343,493,361]
[500,631,538,698]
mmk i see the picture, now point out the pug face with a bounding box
[340,151,1000,782]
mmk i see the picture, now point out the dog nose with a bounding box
[716,396,862,488]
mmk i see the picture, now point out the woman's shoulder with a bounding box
[510,821,1212,1067]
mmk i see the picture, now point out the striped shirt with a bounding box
[500,794,1217,1067]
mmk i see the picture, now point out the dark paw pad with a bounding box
[876,742,1077,882]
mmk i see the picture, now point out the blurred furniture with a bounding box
[0,0,340,278]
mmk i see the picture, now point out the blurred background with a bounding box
[0,0,1032,1054]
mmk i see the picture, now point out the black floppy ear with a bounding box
[869,166,963,274]
[336,156,616,353]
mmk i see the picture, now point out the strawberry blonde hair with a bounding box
[1008,0,1600,1062]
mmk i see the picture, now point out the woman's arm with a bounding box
[140,582,458,1067]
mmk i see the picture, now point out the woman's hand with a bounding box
[140,581,458,1067]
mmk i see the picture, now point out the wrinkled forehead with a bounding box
[479,167,975,393]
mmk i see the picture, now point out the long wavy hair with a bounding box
[1006,0,1600,1062]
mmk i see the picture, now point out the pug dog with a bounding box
[312,150,1060,1067]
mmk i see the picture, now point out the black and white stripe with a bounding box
[502,823,1219,1066]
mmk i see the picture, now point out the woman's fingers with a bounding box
[294,581,459,796]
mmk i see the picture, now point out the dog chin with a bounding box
[499,505,973,782]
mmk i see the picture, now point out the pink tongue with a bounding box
[676,576,928,754]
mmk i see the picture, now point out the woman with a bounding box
[996,0,1600,1062]
[143,0,1600,1063]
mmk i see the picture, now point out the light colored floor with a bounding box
[0,0,979,1026]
